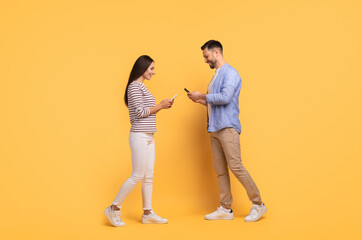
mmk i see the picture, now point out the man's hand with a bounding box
[196,99,207,106]
[187,91,205,102]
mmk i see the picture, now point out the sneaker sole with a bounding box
[205,216,234,220]
[244,206,267,222]
[142,220,168,224]
[104,208,125,227]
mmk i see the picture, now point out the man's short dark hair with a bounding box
[201,40,223,54]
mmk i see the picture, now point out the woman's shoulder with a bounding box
[128,81,150,95]
[128,81,142,90]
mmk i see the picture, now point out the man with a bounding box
[188,40,267,222]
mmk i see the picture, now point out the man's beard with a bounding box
[208,61,216,69]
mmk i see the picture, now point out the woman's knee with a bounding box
[130,172,144,183]
[144,171,154,182]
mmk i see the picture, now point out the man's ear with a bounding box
[213,48,219,57]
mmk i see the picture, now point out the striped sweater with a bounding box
[127,81,156,132]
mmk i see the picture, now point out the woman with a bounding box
[105,55,173,227]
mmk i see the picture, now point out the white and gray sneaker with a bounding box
[244,203,267,222]
[141,210,168,224]
[205,206,234,220]
[104,205,125,227]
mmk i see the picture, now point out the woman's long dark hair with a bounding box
[124,55,154,106]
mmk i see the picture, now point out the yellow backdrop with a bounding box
[1,0,361,239]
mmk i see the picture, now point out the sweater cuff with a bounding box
[144,107,151,117]
[206,94,213,104]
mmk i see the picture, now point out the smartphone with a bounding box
[171,94,178,101]
[184,88,189,93]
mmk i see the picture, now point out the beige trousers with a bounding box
[210,127,262,208]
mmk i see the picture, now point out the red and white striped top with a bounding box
[127,81,156,132]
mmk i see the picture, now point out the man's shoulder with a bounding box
[221,64,240,78]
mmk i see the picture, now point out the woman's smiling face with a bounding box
[143,62,155,80]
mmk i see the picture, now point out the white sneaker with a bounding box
[205,206,234,220]
[244,203,267,222]
[104,205,125,227]
[141,210,168,224]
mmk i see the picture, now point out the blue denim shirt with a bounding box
[206,63,242,133]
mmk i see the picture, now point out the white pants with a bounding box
[112,132,155,210]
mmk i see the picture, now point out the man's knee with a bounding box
[214,166,230,177]
[228,158,244,173]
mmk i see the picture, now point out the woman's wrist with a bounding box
[150,104,162,115]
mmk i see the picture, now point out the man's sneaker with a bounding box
[244,203,267,222]
[205,206,234,220]
[104,205,125,227]
[141,210,168,224]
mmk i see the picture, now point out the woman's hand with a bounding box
[160,99,173,109]
[149,99,174,115]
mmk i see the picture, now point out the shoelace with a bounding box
[148,212,164,221]
[249,207,259,216]
[216,207,228,213]
[112,211,122,223]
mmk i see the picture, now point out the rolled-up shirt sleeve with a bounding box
[128,84,151,118]
[206,72,238,105]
